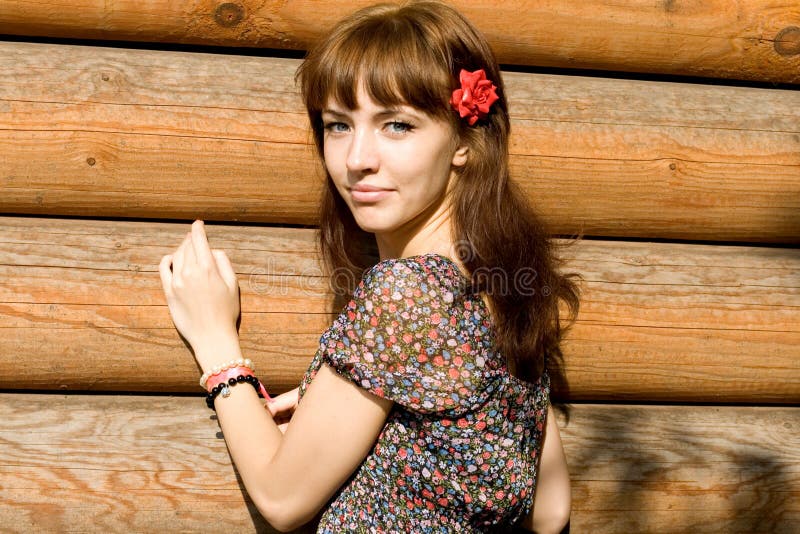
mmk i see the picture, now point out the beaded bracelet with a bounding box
[206,366,255,392]
[199,358,255,389]
[205,366,271,401]
[206,374,263,410]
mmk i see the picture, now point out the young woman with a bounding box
[159,2,578,532]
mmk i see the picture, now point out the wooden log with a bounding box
[0,393,312,533]
[0,0,798,84]
[1,43,798,243]
[0,216,797,402]
[565,404,800,533]
[0,393,796,532]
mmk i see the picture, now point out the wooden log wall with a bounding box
[1,217,797,402]
[0,0,798,83]
[0,395,797,532]
[1,1,798,532]
[2,42,799,241]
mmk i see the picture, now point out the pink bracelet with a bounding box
[206,366,272,402]
[206,366,255,391]
[199,358,255,389]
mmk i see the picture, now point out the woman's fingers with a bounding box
[265,396,289,417]
[159,222,241,359]
[190,220,215,269]
[172,233,190,278]
[181,231,196,268]
[212,249,238,292]
[158,254,174,297]
[170,222,231,282]
[265,387,299,417]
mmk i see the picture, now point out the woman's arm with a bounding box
[210,359,393,531]
[520,405,571,533]
[159,221,394,532]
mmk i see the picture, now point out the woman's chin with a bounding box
[354,222,390,235]
[350,212,396,235]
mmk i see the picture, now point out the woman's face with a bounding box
[321,84,467,248]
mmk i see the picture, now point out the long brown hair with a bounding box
[297,1,580,389]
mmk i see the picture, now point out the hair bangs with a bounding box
[304,11,453,121]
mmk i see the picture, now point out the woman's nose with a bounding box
[346,128,380,173]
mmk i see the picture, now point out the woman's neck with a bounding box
[376,203,454,261]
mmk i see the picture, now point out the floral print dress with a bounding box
[297,254,550,533]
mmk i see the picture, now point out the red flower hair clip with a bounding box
[450,69,499,125]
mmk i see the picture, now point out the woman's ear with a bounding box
[452,143,469,167]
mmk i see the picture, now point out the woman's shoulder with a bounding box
[361,253,468,293]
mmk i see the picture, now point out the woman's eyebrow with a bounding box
[321,109,350,119]
[377,106,427,123]
[322,106,419,120]
[374,108,405,119]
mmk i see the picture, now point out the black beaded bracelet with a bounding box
[206,374,263,410]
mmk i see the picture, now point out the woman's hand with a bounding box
[159,220,241,371]
[265,387,300,434]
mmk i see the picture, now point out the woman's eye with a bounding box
[386,121,414,134]
[324,122,349,133]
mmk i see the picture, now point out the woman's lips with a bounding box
[350,185,392,203]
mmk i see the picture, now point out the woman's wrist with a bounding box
[192,333,244,373]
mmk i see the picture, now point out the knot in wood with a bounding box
[774,26,800,56]
[86,157,96,166]
[214,3,245,27]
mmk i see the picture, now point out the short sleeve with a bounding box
[318,256,494,416]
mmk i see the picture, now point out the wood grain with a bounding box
[0,393,313,533]
[0,394,796,532]
[1,42,798,242]
[0,216,797,402]
[563,405,800,533]
[0,0,797,84]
